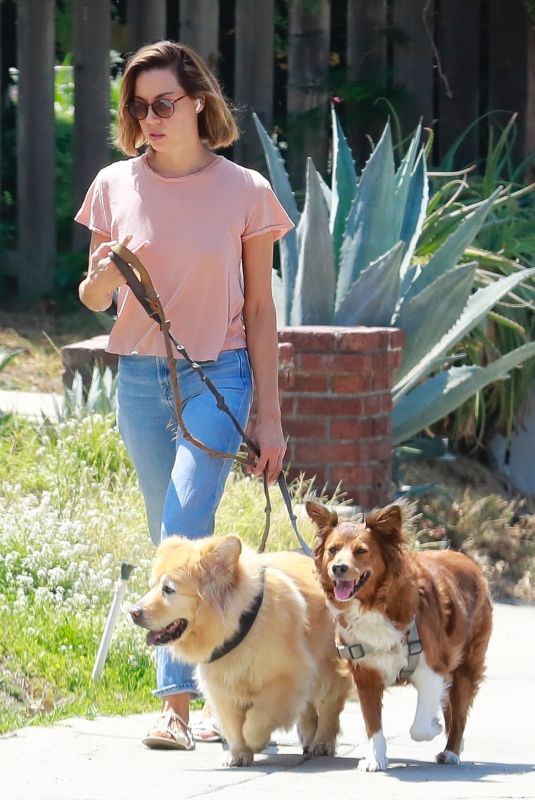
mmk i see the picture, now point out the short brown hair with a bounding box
[114,41,239,156]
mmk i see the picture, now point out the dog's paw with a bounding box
[225,748,254,767]
[436,749,460,765]
[410,716,443,741]
[310,742,335,758]
[358,732,387,772]
[358,756,387,772]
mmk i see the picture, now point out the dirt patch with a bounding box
[0,309,105,393]
[406,456,535,601]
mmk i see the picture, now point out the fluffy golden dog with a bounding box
[131,535,350,766]
[307,500,492,771]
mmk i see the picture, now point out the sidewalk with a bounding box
[0,389,63,420]
[1,601,534,800]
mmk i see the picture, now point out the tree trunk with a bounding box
[180,0,219,72]
[16,0,56,301]
[127,0,167,52]
[73,0,111,250]
[234,0,275,170]
[287,0,331,189]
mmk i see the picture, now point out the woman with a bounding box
[76,41,293,750]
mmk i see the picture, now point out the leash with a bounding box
[109,243,311,556]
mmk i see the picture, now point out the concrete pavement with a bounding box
[1,601,534,800]
[0,389,63,420]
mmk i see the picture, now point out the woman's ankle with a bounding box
[162,692,190,724]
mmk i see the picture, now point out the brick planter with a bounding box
[278,326,403,510]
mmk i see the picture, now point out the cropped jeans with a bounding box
[117,349,253,697]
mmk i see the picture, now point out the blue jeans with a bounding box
[117,349,253,697]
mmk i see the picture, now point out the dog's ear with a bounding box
[365,504,403,538]
[306,500,338,532]
[200,535,242,576]
[307,501,338,572]
[213,535,242,566]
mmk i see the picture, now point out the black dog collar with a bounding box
[207,570,266,663]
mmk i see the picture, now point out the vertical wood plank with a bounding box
[392,0,435,133]
[127,0,167,52]
[287,0,331,186]
[526,24,535,180]
[437,0,480,165]
[488,0,531,166]
[180,0,220,72]
[234,0,275,169]
[73,0,111,249]
[16,0,56,300]
[347,0,388,83]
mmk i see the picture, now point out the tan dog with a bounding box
[307,500,492,771]
[131,535,351,766]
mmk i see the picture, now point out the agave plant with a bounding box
[254,111,535,445]
[51,365,118,421]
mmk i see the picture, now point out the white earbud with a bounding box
[195,99,202,113]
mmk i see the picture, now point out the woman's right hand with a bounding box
[79,233,130,312]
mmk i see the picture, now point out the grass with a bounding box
[0,411,321,735]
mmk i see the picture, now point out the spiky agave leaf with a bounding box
[335,123,397,310]
[334,242,403,326]
[330,106,357,270]
[398,150,429,296]
[315,165,332,210]
[291,158,335,325]
[404,188,501,304]
[394,267,535,400]
[394,262,478,381]
[392,341,535,444]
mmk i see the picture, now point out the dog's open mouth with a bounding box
[146,618,188,646]
[333,571,371,601]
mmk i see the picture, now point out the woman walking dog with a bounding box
[76,40,293,750]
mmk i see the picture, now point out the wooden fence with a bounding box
[1,0,534,300]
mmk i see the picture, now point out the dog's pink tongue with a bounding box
[334,580,355,601]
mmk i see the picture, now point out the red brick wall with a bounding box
[278,326,403,510]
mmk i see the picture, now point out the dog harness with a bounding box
[206,570,266,663]
[336,617,423,680]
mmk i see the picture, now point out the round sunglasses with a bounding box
[127,93,189,121]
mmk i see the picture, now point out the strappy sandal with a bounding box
[191,716,224,743]
[142,710,196,750]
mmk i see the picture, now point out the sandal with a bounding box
[191,716,224,743]
[142,710,196,750]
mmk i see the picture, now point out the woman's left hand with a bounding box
[249,416,287,484]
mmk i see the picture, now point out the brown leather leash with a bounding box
[109,243,311,555]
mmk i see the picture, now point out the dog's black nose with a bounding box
[332,563,349,577]
[130,606,144,624]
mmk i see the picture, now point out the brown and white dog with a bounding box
[307,500,492,771]
[131,534,351,766]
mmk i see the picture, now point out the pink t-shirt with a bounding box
[75,153,294,361]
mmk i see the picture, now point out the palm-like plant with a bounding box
[254,111,535,445]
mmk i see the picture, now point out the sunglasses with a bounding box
[127,93,189,121]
